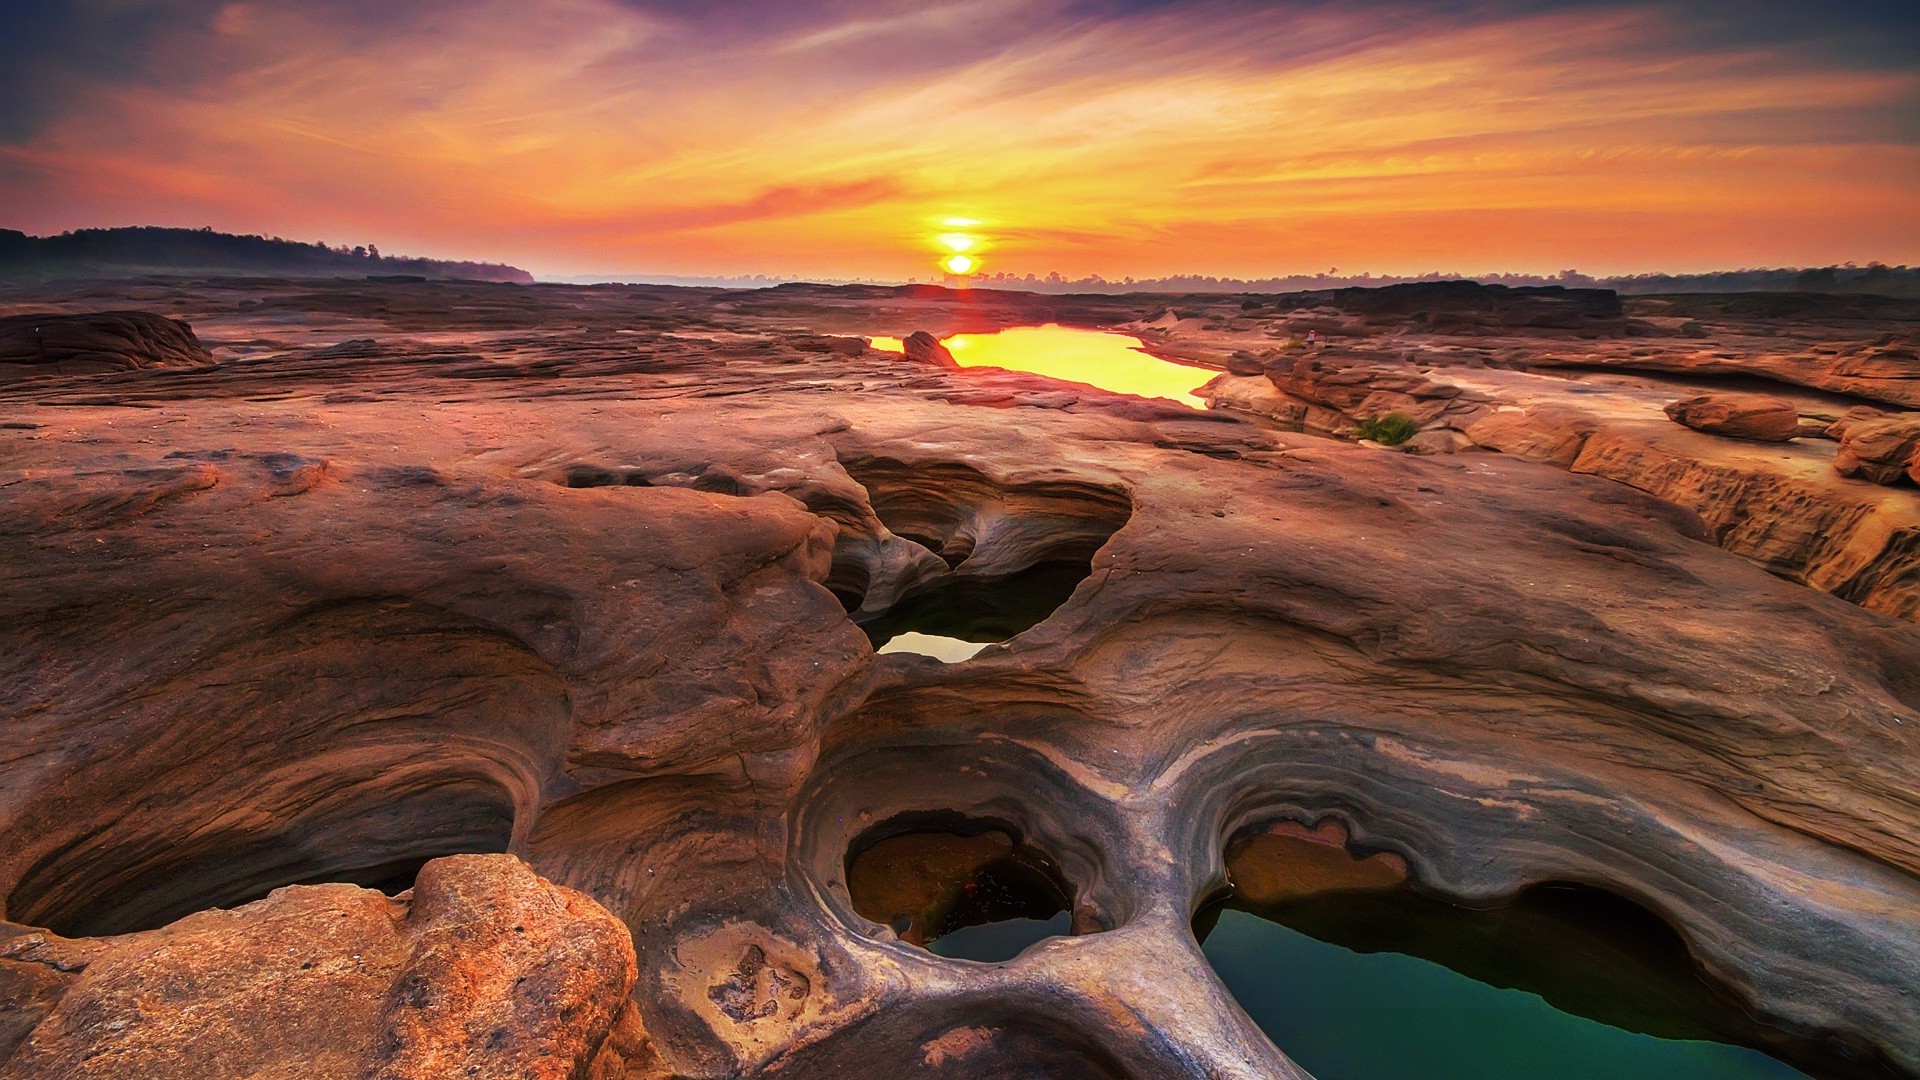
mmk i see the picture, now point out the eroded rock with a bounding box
[1663,393,1802,441]
[0,310,213,380]
[0,855,640,1080]
[900,330,958,369]
[1833,415,1920,485]
[0,277,1915,1079]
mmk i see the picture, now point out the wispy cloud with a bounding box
[3,0,1916,276]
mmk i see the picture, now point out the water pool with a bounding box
[869,324,1213,407]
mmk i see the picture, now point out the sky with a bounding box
[2,0,1917,281]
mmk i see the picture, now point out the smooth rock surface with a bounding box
[0,277,1914,1078]
[1663,393,1803,441]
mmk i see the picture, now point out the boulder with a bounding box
[1832,415,1920,485]
[1225,351,1268,377]
[1824,405,1886,441]
[0,311,213,380]
[1464,406,1599,467]
[1662,394,1801,441]
[0,856,642,1080]
[899,331,958,369]
[1402,428,1475,455]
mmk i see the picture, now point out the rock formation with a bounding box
[0,311,214,380]
[1663,393,1802,441]
[1833,415,1920,485]
[899,329,959,368]
[1180,292,1920,625]
[0,277,1914,1079]
[0,856,642,1078]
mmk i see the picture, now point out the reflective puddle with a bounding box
[869,324,1212,407]
[847,824,1074,963]
[1199,823,1845,1080]
[857,560,1091,660]
[929,910,1071,962]
[874,632,990,662]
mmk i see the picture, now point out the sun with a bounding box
[929,217,986,276]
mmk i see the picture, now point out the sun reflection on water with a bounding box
[868,324,1211,408]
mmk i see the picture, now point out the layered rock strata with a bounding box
[0,278,1914,1078]
[0,310,213,380]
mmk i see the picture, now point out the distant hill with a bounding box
[0,227,534,285]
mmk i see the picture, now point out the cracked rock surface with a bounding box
[0,277,1916,1078]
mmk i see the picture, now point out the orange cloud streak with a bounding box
[4,1,1916,278]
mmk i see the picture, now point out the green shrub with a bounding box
[1354,412,1419,446]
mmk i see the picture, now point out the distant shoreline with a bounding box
[0,226,534,286]
[5,226,1914,298]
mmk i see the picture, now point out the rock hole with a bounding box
[860,560,1095,655]
[562,464,650,488]
[833,456,1131,659]
[9,777,516,938]
[824,543,871,615]
[1194,819,1884,1080]
[846,814,1074,963]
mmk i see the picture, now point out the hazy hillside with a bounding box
[0,227,534,285]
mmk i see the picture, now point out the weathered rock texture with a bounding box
[900,329,959,369]
[0,277,1915,1079]
[1663,393,1803,441]
[0,310,213,380]
[1181,292,1920,624]
[1833,416,1920,486]
[0,855,642,1079]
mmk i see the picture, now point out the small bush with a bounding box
[1354,412,1419,446]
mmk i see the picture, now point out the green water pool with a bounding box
[1201,907,1811,1080]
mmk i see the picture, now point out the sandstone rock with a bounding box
[1826,405,1887,441]
[1663,393,1802,441]
[0,855,639,1079]
[1402,428,1474,455]
[900,330,958,369]
[1463,406,1598,467]
[1225,351,1268,376]
[1,276,1917,1079]
[1833,415,1920,485]
[1264,356,1484,439]
[1313,281,1623,327]
[1526,334,1920,409]
[0,311,213,380]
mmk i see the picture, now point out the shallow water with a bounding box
[856,560,1090,652]
[1200,905,1815,1080]
[928,911,1072,962]
[874,631,991,662]
[869,324,1213,407]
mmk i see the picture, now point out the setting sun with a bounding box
[942,254,976,275]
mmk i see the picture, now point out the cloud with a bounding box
[2,0,1916,276]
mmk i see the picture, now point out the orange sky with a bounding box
[3,0,1917,280]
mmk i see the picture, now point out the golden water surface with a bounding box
[869,324,1210,408]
